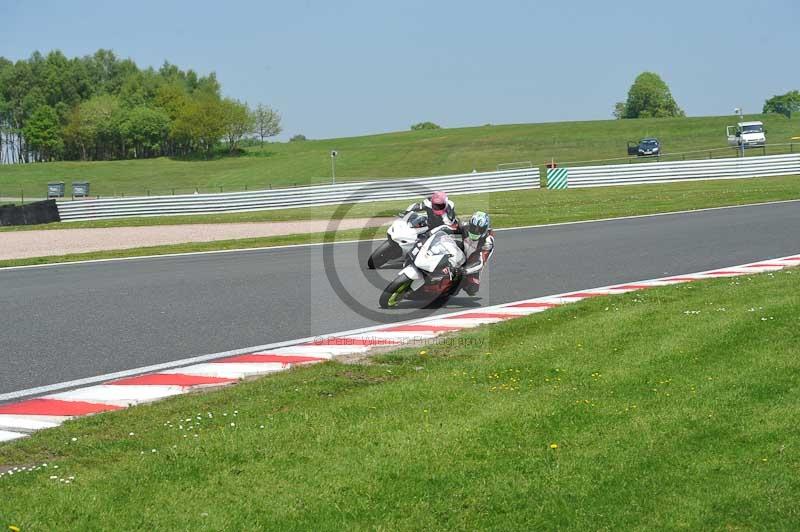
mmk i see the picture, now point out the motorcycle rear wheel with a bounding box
[367,239,401,269]
[379,274,413,308]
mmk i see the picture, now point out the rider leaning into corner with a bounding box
[453,211,495,296]
[404,191,460,232]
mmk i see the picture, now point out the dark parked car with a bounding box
[626,138,661,157]
[637,137,660,157]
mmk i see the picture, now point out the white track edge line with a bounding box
[2,198,798,272]
[495,198,800,233]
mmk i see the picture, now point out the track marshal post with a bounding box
[546,159,568,189]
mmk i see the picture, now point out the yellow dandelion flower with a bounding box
[10,527,21,532]
[549,443,558,449]
[419,350,427,356]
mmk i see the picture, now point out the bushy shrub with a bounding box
[410,122,441,131]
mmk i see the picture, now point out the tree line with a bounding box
[763,90,799,119]
[615,72,799,121]
[0,49,281,164]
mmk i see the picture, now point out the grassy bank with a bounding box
[0,113,797,197]
[1,266,798,530]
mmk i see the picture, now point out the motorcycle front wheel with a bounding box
[367,239,401,269]
[379,274,413,308]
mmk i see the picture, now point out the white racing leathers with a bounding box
[460,229,495,295]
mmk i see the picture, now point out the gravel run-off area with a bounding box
[0,218,391,260]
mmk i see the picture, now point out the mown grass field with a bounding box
[1,267,798,530]
[0,113,797,198]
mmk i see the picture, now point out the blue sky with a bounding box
[1,0,797,140]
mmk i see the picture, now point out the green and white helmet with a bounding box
[467,211,491,240]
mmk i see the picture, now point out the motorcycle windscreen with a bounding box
[414,232,465,272]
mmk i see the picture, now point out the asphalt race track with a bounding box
[1,200,798,397]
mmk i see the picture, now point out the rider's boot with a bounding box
[464,274,480,296]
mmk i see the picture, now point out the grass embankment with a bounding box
[1,267,798,530]
[1,174,799,268]
[0,113,797,197]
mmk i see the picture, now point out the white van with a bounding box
[727,121,766,148]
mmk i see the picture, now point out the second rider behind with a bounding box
[404,191,459,232]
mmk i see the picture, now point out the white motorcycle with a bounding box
[367,210,430,269]
[379,229,466,308]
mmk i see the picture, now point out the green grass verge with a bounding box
[1,174,799,269]
[1,268,798,530]
[0,113,797,197]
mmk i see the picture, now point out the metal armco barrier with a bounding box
[56,169,539,221]
[560,153,800,189]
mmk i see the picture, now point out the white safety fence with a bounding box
[561,153,800,188]
[57,168,539,221]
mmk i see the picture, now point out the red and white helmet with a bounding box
[430,191,448,216]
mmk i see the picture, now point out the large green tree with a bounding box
[253,104,282,145]
[121,106,170,158]
[68,94,124,160]
[616,72,685,119]
[221,98,254,153]
[172,93,226,158]
[22,105,63,161]
[763,90,800,119]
